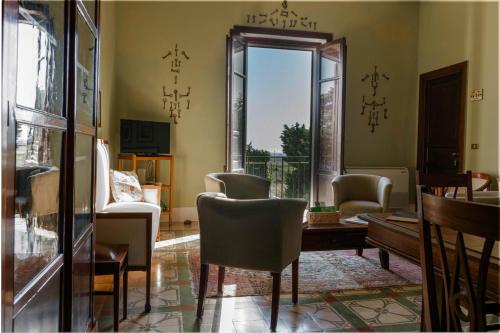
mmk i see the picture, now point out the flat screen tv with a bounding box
[120,119,170,155]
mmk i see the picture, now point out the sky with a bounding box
[246,47,312,154]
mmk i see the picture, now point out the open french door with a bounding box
[225,34,247,173]
[313,38,346,205]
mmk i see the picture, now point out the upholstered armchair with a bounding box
[205,172,271,199]
[196,192,307,331]
[95,140,161,312]
[332,174,392,217]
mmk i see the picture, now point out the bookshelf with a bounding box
[117,153,174,223]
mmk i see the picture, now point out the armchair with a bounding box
[332,174,392,217]
[205,172,271,199]
[95,140,161,312]
[196,192,307,331]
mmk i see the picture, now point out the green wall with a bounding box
[98,1,499,210]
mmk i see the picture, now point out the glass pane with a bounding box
[320,44,340,80]
[74,134,93,241]
[14,124,62,294]
[318,80,338,172]
[16,1,65,115]
[82,0,96,23]
[76,14,96,126]
[72,236,92,331]
[233,39,245,75]
[231,74,244,170]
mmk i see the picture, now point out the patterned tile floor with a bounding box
[94,222,422,332]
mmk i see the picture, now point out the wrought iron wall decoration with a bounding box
[361,66,389,133]
[246,0,317,30]
[161,43,191,124]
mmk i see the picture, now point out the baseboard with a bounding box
[160,206,198,223]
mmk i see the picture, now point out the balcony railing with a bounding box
[245,155,311,200]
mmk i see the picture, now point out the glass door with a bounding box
[314,38,346,205]
[1,0,99,331]
[225,34,247,173]
[67,1,98,331]
[4,0,67,331]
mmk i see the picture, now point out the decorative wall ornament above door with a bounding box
[246,0,318,30]
[360,65,389,133]
[161,43,192,124]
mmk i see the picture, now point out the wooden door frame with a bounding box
[417,61,467,173]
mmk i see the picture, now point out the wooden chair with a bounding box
[472,172,492,191]
[415,170,473,200]
[94,243,129,332]
[416,186,500,331]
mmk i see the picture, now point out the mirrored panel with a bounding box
[318,80,338,172]
[231,74,245,170]
[74,134,93,241]
[16,1,65,115]
[82,0,96,24]
[76,13,96,127]
[320,44,340,80]
[233,39,245,75]
[14,123,63,294]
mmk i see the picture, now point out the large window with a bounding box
[226,26,346,205]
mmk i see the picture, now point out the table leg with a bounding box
[292,258,298,305]
[123,266,128,320]
[113,270,119,332]
[379,249,389,269]
[356,248,363,256]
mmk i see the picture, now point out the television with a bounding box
[120,119,170,155]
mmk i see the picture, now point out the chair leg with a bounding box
[379,249,389,269]
[292,259,298,305]
[145,265,151,312]
[356,248,363,256]
[270,272,281,332]
[197,263,209,319]
[123,267,128,320]
[217,266,225,295]
[113,270,120,332]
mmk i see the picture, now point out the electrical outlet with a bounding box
[470,89,483,101]
[471,144,479,150]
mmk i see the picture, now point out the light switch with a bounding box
[470,89,483,101]
[471,144,479,150]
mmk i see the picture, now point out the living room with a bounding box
[1,1,498,332]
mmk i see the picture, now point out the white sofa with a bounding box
[95,140,161,312]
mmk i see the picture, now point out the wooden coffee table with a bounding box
[301,220,374,255]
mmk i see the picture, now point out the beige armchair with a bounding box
[332,174,392,217]
[196,192,307,331]
[205,172,270,199]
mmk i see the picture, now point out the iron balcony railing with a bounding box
[245,155,311,201]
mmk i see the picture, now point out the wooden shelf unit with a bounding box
[117,154,174,223]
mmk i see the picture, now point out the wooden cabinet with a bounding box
[1,0,100,331]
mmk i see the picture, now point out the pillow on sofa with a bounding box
[109,170,144,202]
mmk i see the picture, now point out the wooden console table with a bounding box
[117,154,174,223]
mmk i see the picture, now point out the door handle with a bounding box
[451,153,458,167]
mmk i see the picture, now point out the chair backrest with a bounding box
[416,170,473,200]
[332,174,382,203]
[96,140,111,212]
[472,172,491,191]
[417,186,500,331]
[205,173,270,199]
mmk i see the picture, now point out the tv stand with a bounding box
[117,153,174,224]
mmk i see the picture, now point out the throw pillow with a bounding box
[109,170,144,202]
